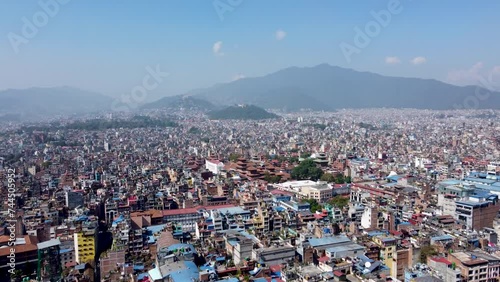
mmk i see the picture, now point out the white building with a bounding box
[274,180,333,203]
[205,159,224,175]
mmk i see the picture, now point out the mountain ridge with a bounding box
[183,64,500,110]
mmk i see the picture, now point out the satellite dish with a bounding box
[365,262,371,268]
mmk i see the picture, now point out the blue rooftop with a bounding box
[431,235,453,242]
[170,261,199,282]
[274,206,286,212]
[308,235,351,247]
[216,279,239,282]
[146,224,166,234]
[464,177,497,184]
[59,248,73,254]
[112,215,125,226]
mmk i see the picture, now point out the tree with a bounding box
[229,153,241,162]
[302,198,322,213]
[264,172,281,183]
[334,174,345,184]
[320,173,335,183]
[420,245,438,263]
[328,196,349,209]
[291,159,324,181]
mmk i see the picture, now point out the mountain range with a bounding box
[0,86,112,120]
[179,64,500,111]
[2,64,500,120]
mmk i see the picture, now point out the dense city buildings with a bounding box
[1,108,500,282]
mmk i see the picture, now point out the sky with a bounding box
[1,0,499,101]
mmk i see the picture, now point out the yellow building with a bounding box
[373,236,397,276]
[373,235,412,280]
[74,230,96,264]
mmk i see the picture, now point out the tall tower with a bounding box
[37,238,62,282]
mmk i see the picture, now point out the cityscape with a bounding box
[1,1,500,282]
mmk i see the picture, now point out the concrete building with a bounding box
[74,222,97,264]
[448,252,489,282]
[455,195,500,231]
[427,256,462,282]
[253,245,296,266]
[224,231,253,265]
[274,180,333,203]
[205,159,224,175]
[65,190,84,209]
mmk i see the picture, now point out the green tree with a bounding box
[328,196,349,209]
[301,152,312,159]
[229,153,241,162]
[334,174,345,184]
[291,159,323,181]
[302,198,322,213]
[264,172,281,183]
[320,173,335,183]
[420,245,438,263]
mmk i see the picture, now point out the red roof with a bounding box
[269,265,282,272]
[430,257,452,266]
[318,256,330,263]
[270,189,294,196]
[333,271,344,277]
[390,230,403,236]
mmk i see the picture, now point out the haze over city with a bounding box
[1,1,500,282]
[0,0,500,101]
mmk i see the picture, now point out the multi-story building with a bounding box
[37,238,62,282]
[74,221,97,264]
[455,195,500,231]
[253,245,296,266]
[274,180,333,203]
[65,190,85,209]
[224,230,253,265]
[0,235,39,281]
[361,206,385,230]
[448,252,489,282]
[373,236,398,277]
[205,159,224,175]
[427,256,462,282]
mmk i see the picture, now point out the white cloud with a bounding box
[385,56,401,65]
[275,29,287,41]
[410,56,427,65]
[447,62,500,90]
[213,41,224,56]
[232,73,246,81]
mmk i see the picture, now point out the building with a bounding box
[37,238,62,282]
[0,235,39,281]
[448,252,489,281]
[74,222,97,264]
[224,230,253,265]
[65,190,85,209]
[427,256,461,282]
[253,245,296,266]
[205,159,224,175]
[274,180,333,203]
[455,195,500,231]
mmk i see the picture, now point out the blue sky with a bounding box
[1,0,499,101]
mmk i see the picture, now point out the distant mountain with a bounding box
[184,64,500,110]
[0,86,113,120]
[207,105,279,120]
[141,95,216,111]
